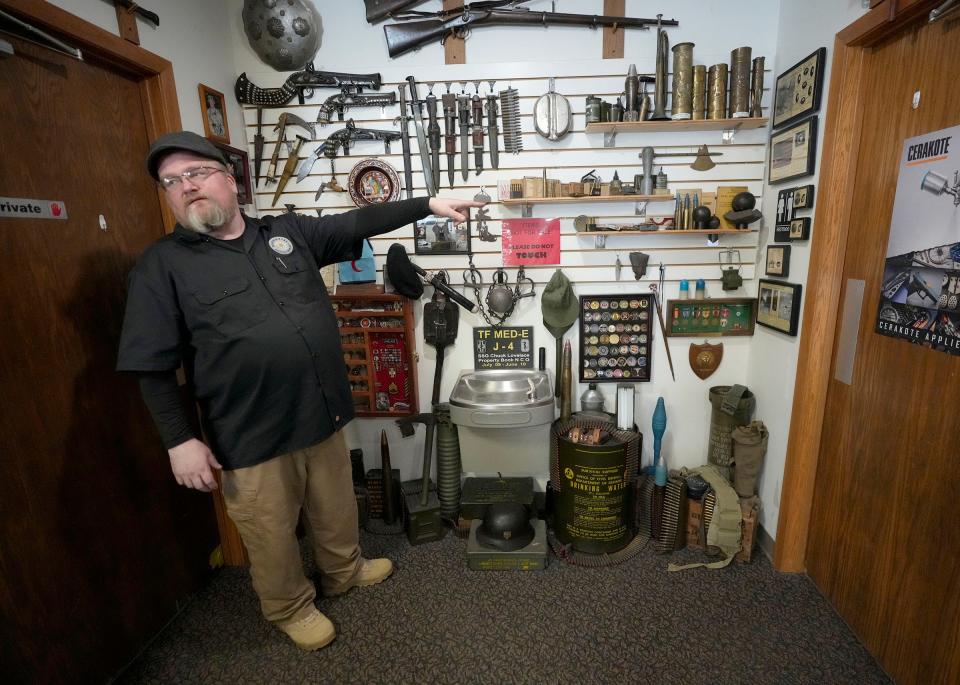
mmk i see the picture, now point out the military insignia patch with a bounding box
[268,236,293,255]
[688,342,723,380]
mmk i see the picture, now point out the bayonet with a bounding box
[317,90,397,125]
[405,76,436,196]
[486,80,499,171]
[395,86,414,199]
[253,106,265,188]
[441,82,457,189]
[457,82,471,182]
[272,134,308,207]
[471,81,484,177]
[425,83,441,194]
[266,112,315,183]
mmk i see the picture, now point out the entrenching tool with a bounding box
[541,270,579,398]
[405,76,437,196]
[442,83,458,188]
[266,112,315,183]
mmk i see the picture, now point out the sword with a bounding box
[457,81,471,182]
[266,112,315,183]
[471,82,484,177]
[425,83,441,195]
[395,86,414,199]
[650,263,675,381]
[441,83,457,189]
[253,106,265,188]
[272,134,308,208]
[486,80,499,171]
[405,76,436,196]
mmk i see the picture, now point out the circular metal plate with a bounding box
[347,158,401,207]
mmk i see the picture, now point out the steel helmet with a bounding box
[475,502,535,552]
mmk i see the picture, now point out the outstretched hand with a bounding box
[428,196,487,223]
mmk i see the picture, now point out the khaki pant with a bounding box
[221,431,361,625]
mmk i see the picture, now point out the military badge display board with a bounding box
[665,298,756,336]
[876,123,960,356]
[579,295,653,382]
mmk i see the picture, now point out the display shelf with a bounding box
[331,292,418,417]
[577,228,758,236]
[502,194,672,206]
[585,116,768,134]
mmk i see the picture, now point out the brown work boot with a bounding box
[325,558,394,597]
[278,608,336,651]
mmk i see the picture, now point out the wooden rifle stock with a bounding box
[383,9,679,59]
[365,0,426,24]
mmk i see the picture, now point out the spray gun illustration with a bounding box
[921,170,960,207]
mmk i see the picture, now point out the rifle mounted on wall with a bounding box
[365,0,426,23]
[235,63,383,107]
[382,1,679,59]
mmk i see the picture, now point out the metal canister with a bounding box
[550,417,640,554]
[750,56,765,117]
[707,63,728,120]
[601,100,611,122]
[729,46,752,118]
[610,98,624,122]
[691,64,707,120]
[585,95,602,124]
[670,42,695,120]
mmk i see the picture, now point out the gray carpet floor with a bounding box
[118,530,891,684]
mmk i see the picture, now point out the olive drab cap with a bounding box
[145,131,228,180]
[540,269,579,337]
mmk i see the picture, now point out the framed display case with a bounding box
[330,292,418,416]
[578,294,653,382]
[665,298,757,337]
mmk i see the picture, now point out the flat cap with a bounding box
[145,131,227,181]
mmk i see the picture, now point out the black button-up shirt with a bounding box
[117,198,430,469]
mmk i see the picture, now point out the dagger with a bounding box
[272,134,308,207]
[471,82,484,177]
[457,82,471,182]
[425,83,441,195]
[405,76,436,197]
[253,106,265,188]
[486,81,499,171]
[441,83,457,189]
[396,86,414,199]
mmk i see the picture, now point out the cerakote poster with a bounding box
[876,123,960,356]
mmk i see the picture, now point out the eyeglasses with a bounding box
[158,165,226,190]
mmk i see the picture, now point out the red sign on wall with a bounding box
[501,218,560,266]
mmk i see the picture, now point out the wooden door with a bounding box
[805,15,960,685]
[0,30,216,684]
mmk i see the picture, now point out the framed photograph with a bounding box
[765,245,791,277]
[198,83,230,143]
[413,214,471,255]
[211,141,252,206]
[789,217,811,240]
[768,116,818,185]
[773,47,826,129]
[757,279,802,336]
[665,298,756,337]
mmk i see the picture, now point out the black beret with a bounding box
[386,243,424,299]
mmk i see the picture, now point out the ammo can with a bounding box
[550,418,640,554]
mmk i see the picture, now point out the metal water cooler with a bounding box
[449,369,554,479]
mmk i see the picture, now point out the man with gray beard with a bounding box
[117,131,482,650]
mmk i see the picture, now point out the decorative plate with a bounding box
[347,158,401,207]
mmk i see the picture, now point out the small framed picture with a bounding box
[757,279,802,336]
[773,47,826,130]
[211,141,252,206]
[198,83,230,143]
[768,116,818,185]
[789,217,811,240]
[414,214,471,255]
[765,245,791,277]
